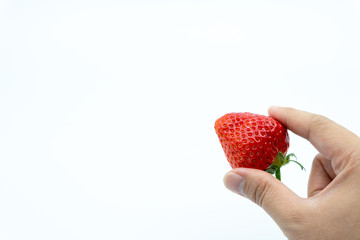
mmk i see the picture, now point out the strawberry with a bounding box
[214,112,304,180]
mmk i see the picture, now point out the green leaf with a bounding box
[285,153,297,164]
[265,165,278,174]
[277,152,286,165]
[289,160,306,171]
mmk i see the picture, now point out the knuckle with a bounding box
[307,114,330,141]
[247,178,274,207]
[254,181,268,207]
[340,147,360,172]
[331,140,360,172]
[345,146,360,162]
[311,114,329,130]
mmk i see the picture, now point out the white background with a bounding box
[1,0,360,239]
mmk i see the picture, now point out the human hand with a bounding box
[223,106,360,240]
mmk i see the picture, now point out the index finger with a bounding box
[268,106,360,174]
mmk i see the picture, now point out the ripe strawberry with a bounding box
[214,112,304,180]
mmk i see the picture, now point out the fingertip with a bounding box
[268,105,281,116]
[268,106,292,121]
[269,105,294,114]
[223,170,245,195]
[268,106,298,127]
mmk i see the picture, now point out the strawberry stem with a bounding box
[265,152,305,181]
[275,169,281,181]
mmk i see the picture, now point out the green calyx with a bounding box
[265,152,305,181]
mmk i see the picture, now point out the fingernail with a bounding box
[224,172,245,196]
[269,105,281,112]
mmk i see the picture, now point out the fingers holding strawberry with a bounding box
[221,107,360,240]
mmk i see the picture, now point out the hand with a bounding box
[223,106,360,240]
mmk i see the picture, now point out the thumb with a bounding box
[224,168,304,226]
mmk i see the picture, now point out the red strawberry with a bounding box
[214,112,304,180]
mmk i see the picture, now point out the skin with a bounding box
[223,106,360,240]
